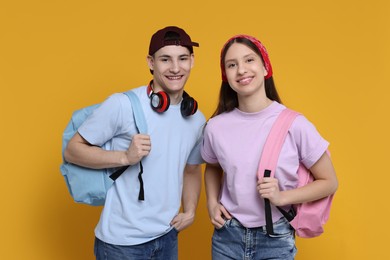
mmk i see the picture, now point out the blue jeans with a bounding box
[212,217,296,260]
[94,229,178,260]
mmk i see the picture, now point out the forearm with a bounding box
[280,152,338,206]
[64,132,128,169]
[279,178,337,206]
[181,164,202,215]
[204,164,223,207]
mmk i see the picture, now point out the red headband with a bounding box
[220,34,273,82]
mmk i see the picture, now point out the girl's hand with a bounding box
[257,177,284,206]
[208,202,232,229]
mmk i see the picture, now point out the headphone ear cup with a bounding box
[181,96,198,117]
[150,91,170,113]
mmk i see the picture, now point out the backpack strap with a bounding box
[123,90,148,134]
[257,108,300,235]
[108,91,148,200]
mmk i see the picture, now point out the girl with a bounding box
[201,35,338,260]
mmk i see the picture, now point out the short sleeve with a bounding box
[290,115,329,169]
[78,93,133,146]
[186,134,204,165]
[201,122,219,164]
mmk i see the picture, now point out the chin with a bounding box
[165,80,187,90]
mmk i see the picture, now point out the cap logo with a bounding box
[164,40,182,46]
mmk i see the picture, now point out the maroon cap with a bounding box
[149,26,199,55]
[220,34,273,82]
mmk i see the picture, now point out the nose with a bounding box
[237,62,247,75]
[170,60,180,74]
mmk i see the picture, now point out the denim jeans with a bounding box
[94,229,178,260]
[212,217,296,260]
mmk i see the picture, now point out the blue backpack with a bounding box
[60,90,147,206]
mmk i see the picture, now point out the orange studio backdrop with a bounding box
[1,0,389,259]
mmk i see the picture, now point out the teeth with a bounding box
[239,77,252,84]
[168,76,182,80]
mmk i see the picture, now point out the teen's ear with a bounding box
[147,55,154,71]
[263,65,268,77]
[263,65,268,78]
[190,53,195,69]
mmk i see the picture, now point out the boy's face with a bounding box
[147,45,194,95]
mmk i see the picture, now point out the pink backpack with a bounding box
[257,108,334,238]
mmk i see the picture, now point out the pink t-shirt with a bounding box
[201,102,329,228]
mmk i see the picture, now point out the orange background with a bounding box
[1,0,389,259]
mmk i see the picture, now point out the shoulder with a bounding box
[206,110,235,128]
[108,86,149,110]
[191,108,206,124]
[126,85,148,98]
[288,111,319,136]
[203,114,224,136]
[286,109,329,160]
[97,93,131,116]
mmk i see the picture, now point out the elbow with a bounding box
[63,141,78,164]
[63,146,73,163]
[63,133,83,164]
[330,176,339,194]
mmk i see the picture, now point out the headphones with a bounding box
[147,80,198,117]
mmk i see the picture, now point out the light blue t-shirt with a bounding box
[78,86,205,245]
[201,102,329,228]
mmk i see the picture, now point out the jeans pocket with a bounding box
[268,217,294,238]
[215,218,232,231]
[172,227,180,234]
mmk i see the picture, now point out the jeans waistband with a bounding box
[226,218,265,231]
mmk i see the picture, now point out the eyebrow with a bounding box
[157,54,190,59]
[225,53,255,64]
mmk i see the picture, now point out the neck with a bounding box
[169,92,183,105]
[238,93,273,113]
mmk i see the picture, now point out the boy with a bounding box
[64,26,205,259]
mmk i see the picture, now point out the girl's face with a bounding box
[224,43,268,97]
